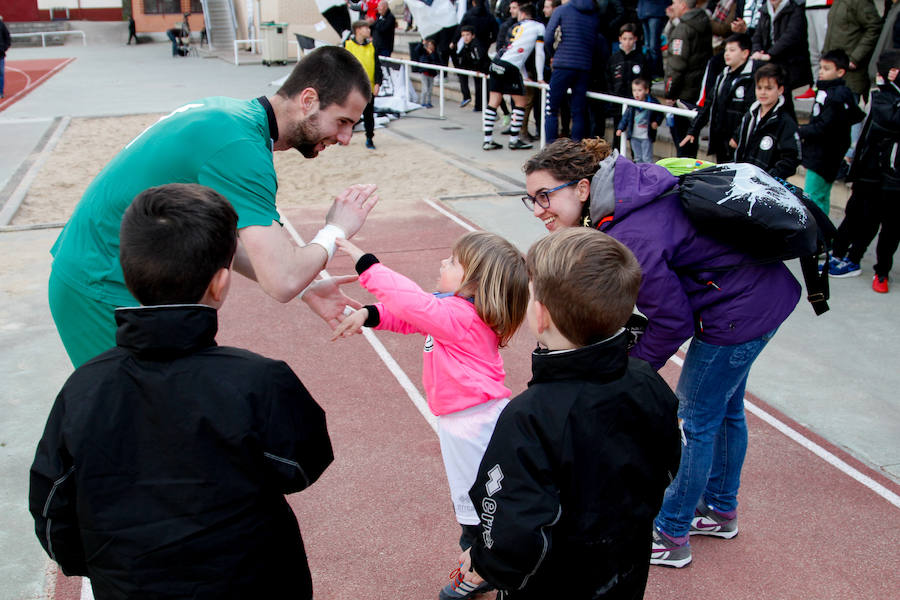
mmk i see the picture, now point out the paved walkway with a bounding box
[1,36,897,600]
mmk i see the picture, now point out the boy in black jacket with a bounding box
[608,23,647,98]
[458,228,682,599]
[733,63,801,179]
[829,50,900,293]
[799,49,866,214]
[29,184,334,600]
[457,25,490,111]
[682,34,756,163]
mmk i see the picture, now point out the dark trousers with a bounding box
[546,67,590,142]
[834,181,900,277]
[458,74,483,110]
[363,97,375,140]
[672,114,698,157]
[127,28,138,44]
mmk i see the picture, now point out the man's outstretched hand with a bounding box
[301,275,363,329]
[325,183,379,239]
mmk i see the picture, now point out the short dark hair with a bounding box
[876,49,900,79]
[460,25,476,34]
[276,46,371,108]
[527,228,642,345]
[619,22,639,37]
[518,2,535,18]
[755,62,785,87]
[120,184,238,306]
[820,48,849,73]
[351,19,370,33]
[724,33,752,52]
[632,77,650,90]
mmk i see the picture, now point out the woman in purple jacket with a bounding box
[520,137,801,568]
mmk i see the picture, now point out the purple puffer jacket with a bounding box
[596,156,801,370]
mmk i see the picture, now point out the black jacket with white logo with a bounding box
[734,95,802,180]
[29,305,333,600]
[800,77,866,182]
[689,59,757,157]
[468,333,681,599]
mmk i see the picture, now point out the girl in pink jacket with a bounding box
[334,232,528,599]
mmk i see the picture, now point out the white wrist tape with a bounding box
[309,224,346,260]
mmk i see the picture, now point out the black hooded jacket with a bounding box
[734,95,802,179]
[799,77,866,181]
[29,305,333,600]
[468,333,681,599]
[689,58,757,156]
[848,80,900,189]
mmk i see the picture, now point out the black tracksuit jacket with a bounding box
[468,333,681,599]
[29,305,333,600]
[800,78,866,182]
[689,59,757,160]
[734,96,802,180]
[607,48,648,98]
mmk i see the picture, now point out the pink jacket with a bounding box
[359,263,510,416]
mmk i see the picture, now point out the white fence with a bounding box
[380,55,698,152]
[10,30,87,47]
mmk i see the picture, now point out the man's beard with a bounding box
[291,112,322,158]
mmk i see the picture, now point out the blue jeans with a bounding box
[545,67,590,143]
[630,137,653,163]
[654,329,777,537]
[642,17,666,77]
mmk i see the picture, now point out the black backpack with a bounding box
[677,163,836,315]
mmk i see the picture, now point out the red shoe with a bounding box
[796,87,816,100]
[873,274,889,293]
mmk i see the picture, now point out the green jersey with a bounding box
[50,97,279,306]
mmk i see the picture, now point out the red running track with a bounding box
[1,58,74,112]
[51,200,900,599]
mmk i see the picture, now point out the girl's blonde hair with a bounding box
[452,231,529,347]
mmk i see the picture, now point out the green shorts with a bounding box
[48,270,121,367]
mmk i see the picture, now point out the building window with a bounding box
[190,0,203,13]
[144,0,181,14]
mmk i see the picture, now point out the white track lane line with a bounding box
[278,210,438,433]
[667,355,900,509]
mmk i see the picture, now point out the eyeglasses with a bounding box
[521,180,580,210]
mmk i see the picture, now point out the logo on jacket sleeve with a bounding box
[424,334,434,352]
[672,39,683,56]
[486,464,504,495]
[759,135,774,151]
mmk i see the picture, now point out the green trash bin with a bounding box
[260,21,289,66]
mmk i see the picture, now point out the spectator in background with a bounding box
[606,23,648,142]
[822,0,882,172]
[0,15,10,99]
[798,0,832,98]
[868,0,900,85]
[372,0,397,57]
[127,15,138,45]
[683,33,756,162]
[732,0,764,38]
[416,38,441,108]
[616,77,665,162]
[595,0,627,51]
[544,0,598,142]
[663,0,713,157]
[708,0,738,54]
[639,0,670,77]
[750,0,812,114]
[733,63,801,179]
[456,25,491,111]
[348,0,378,23]
[343,20,383,149]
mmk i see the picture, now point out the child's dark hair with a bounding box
[351,19,370,33]
[877,49,900,79]
[632,77,650,90]
[724,33,752,52]
[276,46,371,107]
[755,62,785,87]
[460,25,476,34]
[619,22,639,37]
[453,231,529,347]
[120,184,238,306]
[527,228,642,345]
[821,49,849,73]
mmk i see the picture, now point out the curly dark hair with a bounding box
[523,137,612,182]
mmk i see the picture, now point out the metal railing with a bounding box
[380,55,699,152]
[11,30,86,47]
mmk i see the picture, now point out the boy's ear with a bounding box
[207,267,231,304]
[532,298,554,335]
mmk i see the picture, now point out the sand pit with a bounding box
[11,114,495,226]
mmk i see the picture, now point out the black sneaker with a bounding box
[500,127,513,135]
[482,140,503,151]
[508,139,533,150]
